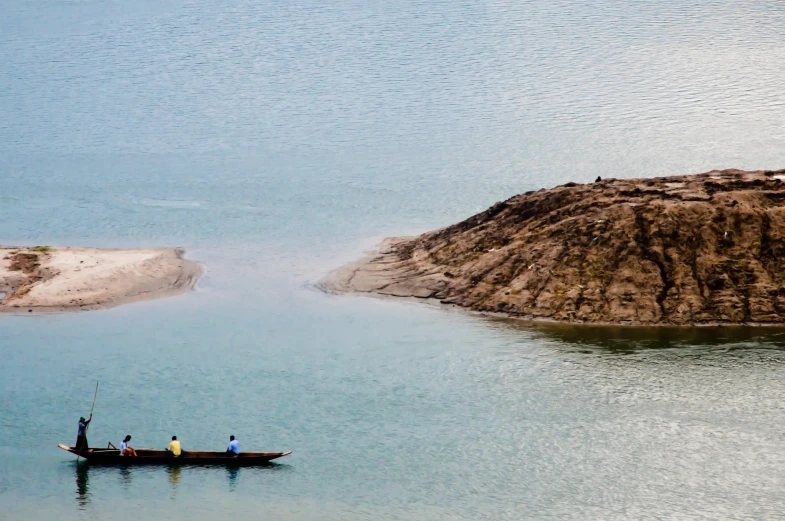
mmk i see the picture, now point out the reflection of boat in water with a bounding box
[59,443,292,466]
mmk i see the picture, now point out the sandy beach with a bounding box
[0,246,202,313]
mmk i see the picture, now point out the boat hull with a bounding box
[58,443,291,466]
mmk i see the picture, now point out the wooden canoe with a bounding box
[58,443,292,465]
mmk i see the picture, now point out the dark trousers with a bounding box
[225,450,238,457]
[75,435,88,451]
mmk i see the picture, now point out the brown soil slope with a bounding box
[324,169,785,325]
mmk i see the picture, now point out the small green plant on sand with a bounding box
[31,246,51,253]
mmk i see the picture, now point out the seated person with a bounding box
[166,436,181,457]
[226,435,240,457]
[120,435,138,457]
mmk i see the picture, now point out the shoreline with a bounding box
[318,240,785,329]
[0,246,203,314]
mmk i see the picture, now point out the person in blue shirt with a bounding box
[226,435,240,457]
[75,414,92,451]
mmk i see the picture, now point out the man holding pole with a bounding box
[75,414,92,451]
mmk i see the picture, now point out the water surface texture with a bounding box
[2,1,785,520]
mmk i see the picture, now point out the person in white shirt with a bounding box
[226,435,240,457]
[120,435,138,457]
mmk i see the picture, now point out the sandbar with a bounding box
[0,246,202,313]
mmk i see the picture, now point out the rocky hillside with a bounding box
[323,169,785,325]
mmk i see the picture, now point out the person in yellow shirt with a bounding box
[166,435,182,457]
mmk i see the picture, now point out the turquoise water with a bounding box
[3,1,785,519]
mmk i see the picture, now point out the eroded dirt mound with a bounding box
[1,250,54,302]
[325,168,785,325]
[8,253,41,274]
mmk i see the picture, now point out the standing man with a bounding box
[75,414,92,451]
[226,435,240,457]
[166,436,182,457]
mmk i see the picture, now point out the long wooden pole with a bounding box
[77,381,99,463]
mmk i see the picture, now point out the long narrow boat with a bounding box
[58,443,292,465]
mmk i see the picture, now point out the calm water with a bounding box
[2,1,785,519]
